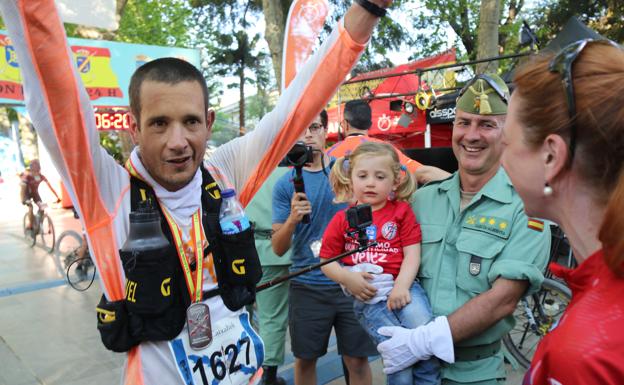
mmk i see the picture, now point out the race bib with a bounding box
[170,311,264,385]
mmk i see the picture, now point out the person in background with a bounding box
[321,141,445,385]
[20,159,61,229]
[326,99,422,174]
[326,99,451,185]
[272,112,376,385]
[502,39,624,385]
[246,166,292,385]
[377,73,551,384]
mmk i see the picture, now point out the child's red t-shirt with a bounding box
[319,200,421,277]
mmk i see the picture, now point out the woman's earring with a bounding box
[543,183,553,197]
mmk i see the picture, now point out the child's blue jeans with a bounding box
[353,282,441,385]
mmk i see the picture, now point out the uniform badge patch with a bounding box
[469,255,482,276]
[381,221,398,240]
[527,218,545,232]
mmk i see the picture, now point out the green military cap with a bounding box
[456,73,509,115]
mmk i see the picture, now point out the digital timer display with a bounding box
[94,110,130,130]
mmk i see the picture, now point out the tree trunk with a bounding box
[476,0,501,74]
[262,0,291,91]
[239,67,246,136]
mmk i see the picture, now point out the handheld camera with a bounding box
[255,203,376,293]
[286,142,314,224]
[346,204,373,247]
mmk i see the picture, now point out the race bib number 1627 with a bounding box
[170,312,264,385]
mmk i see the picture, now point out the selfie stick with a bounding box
[256,240,377,293]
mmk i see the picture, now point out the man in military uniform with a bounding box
[377,74,551,384]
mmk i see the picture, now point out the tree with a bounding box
[191,0,414,88]
[211,31,270,135]
[410,0,527,62]
[115,0,192,46]
[194,1,270,135]
[261,0,291,90]
[528,0,624,45]
[476,0,501,73]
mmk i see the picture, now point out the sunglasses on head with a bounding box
[457,74,510,105]
[548,38,621,161]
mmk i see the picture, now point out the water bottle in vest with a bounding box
[122,200,169,252]
[219,188,250,235]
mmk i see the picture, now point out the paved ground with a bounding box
[0,176,526,385]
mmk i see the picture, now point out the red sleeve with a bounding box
[397,201,421,246]
[319,210,347,259]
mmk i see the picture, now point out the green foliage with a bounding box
[191,1,273,130]
[321,0,416,73]
[99,131,124,163]
[410,0,481,61]
[116,0,192,46]
[528,0,624,44]
[210,111,240,145]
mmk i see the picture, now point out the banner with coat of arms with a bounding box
[0,32,200,107]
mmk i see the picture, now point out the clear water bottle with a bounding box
[219,188,250,235]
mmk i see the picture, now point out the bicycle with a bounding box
[22,200,56,253]
[55,229,97,291]
[503,225,575,369]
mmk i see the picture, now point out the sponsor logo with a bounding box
[232,259,246,275]
[125,279,138,303]
[161,277,171,297]
[429,106,456,120]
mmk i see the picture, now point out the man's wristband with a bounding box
[354,0,387,18]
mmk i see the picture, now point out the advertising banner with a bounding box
[0,31,200,107]
[281,0,330,91]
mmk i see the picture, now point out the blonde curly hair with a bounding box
[330,141,416,204]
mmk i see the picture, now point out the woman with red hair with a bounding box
[502,39,624,384]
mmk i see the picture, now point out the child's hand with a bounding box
[387,285,411,310]
[343,271,377,302]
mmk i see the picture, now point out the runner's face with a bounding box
[130,80,213,191]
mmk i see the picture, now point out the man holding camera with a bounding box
[272,111,376,385]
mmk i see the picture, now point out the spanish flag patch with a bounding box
[527,218,545,232]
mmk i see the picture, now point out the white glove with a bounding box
[377,316,455,374]
[342,263,394,304]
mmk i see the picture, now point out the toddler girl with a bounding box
[320,142,440,385]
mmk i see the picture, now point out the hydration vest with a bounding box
[96,164,262,352]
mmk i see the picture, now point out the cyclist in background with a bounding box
[20,159,61,229]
